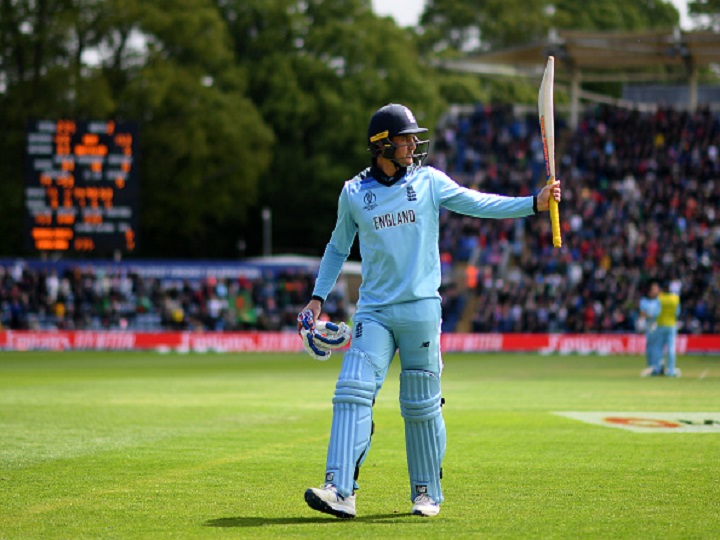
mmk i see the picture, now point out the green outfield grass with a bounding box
[1,351,719,539]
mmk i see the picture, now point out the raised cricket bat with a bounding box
[538,56,562,248]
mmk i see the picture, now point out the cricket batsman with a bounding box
[640,282,662,376]
[298,103,562,518]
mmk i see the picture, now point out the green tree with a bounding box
[420,0,679,54]
[419,0,549,54]
[553,0,679,31]
[0,0,273,258]
[118,0,274,257]
[217,0,445,256]
[688,0,720,30]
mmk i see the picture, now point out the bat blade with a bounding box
[538,56,561,248]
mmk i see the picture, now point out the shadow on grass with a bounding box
[204,513,415,527]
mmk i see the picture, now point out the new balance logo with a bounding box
[406,186,417,201]
[325,472,335,482]
[416,485,428,495]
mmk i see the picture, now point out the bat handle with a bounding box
[547,176,562,248]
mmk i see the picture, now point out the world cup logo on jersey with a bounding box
[363,191,377,211]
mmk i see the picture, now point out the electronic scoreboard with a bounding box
[24,120,139,254]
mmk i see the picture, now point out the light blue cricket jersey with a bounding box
[313,164,536,311]
[639,297,661,323]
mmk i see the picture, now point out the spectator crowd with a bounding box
[0,262,349,333]
[2,104,720,335]
[430,103,720,334]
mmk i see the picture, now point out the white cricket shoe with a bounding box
[412,494,440,517]
[640,367,654,377]
[304,484,356,519]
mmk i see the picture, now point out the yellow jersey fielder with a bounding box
[655,284,682,377]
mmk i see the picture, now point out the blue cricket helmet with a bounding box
[367,103,429,164]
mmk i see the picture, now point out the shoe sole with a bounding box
[304,489,355,519]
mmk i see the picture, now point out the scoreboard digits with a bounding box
[24,119,139,254]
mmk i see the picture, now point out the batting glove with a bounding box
[298,310,352,361]
[312,321,352,349]
[301,330,332,360]
[298,309,329,360]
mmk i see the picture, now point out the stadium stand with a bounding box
[0,259,347,333]
[428,103,720,335]
[2,104,719,335]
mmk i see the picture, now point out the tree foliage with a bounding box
[216,0,444,255]
[419,0,679,54]
[688,0,720,30]
[553,0,679,31]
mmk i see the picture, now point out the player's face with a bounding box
[392,134,418,166]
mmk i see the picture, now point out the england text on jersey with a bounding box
[372,209,416,230]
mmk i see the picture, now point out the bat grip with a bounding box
[547,177,561,248]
